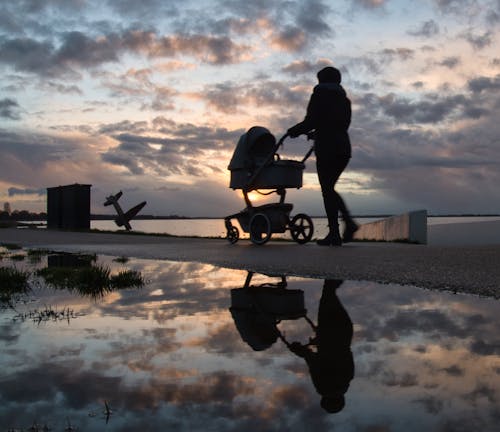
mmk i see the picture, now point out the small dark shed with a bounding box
[47,184,91,230]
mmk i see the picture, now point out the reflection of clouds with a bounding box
[469,339,500,356]
[186,322,245,356]
[413,395,444,414]
[382,371,418,388]
[1,258,500,429]
[0,322,20,344]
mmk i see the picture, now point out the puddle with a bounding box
[1,250,499,431]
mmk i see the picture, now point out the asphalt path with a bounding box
[1,227,499,297]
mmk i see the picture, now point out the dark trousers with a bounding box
[316,155,352,233]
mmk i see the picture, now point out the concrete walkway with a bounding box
[1,226,499,297]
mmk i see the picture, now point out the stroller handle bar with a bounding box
[279,132,315,164]
[245,132,314,191]
[244,132,314,191]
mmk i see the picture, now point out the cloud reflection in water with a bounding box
[0,255,499,431]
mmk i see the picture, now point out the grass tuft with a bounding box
[110,270,144,288]
[0,266,30,303]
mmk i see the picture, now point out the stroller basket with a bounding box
[228,126,304,191]
[230,160,303,190]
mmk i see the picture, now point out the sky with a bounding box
[1,0,499,217]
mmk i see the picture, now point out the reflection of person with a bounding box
[288,66,358,246]
[287,279,354,413]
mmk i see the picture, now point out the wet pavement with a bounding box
[1,249,499,431]
[1,228,500,296]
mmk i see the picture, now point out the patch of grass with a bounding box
[113,256,129,264]
[27,248,51,263]
[110,270,144,288]
[0,266,30,303]
[37,265,110,294]
[37,264,143,299]
[27,248,51,257]
[9,254,26,261]
[1,243,22,250]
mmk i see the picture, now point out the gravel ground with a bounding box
[1,226,499,298]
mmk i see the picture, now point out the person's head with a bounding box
[320,394,345,413]
[317,66,341,84]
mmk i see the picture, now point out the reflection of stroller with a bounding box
[229,272,316,351]
[225,126,314,245]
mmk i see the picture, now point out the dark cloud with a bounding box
[407,20,440,37]
[0,98,21,120]
[378,93,468,124]
[0,38,59,76]
[271,26,308,52]
[433,0,477,14]
[378,48,415,63]
[438,56,461,69]
[8,187,45,196]
[106,0,179,20]
[468,74,500,93]
[463,30,493,50]
[202,80,308,114]
[296,0,332,36]
[100,68,178,111]
[282,59,334,76]
[0,29,252,78]
[100,120,242,177]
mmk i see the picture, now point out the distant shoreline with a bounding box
[89,213,500,220]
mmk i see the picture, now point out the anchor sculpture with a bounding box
[103,191,146,231]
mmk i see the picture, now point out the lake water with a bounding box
[1,248,499,431]
[91,216,500,240]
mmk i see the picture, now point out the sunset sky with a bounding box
[1,0,499,217]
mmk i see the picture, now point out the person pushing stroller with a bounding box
[288,66,358,246]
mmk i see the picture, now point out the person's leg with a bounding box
[316,157,350,245]
[316,159,342,245]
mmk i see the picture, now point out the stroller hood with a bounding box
[228,126,276,171]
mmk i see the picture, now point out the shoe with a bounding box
[343,221,359,243]
[317,232,342,246]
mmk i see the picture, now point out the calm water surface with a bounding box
[91,216,500,239]
[1,249,499,431]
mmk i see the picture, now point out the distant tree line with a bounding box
[0,210,47,221]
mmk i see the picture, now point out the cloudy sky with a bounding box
[1,0,499,217]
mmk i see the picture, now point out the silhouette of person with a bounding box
[287,279,354,413]
[288,66,358,246]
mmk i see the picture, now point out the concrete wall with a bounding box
[354,210,427,244]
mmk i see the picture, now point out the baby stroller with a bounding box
[225,126,314,245]
[229,272,316,351]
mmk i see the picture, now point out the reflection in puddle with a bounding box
[230,274,353,414]
[0,252,499,431]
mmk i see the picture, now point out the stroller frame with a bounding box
[225,131,315,245]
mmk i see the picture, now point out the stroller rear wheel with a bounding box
[226,226,240,244]
[249,213,272,245]
[290,213,314,244]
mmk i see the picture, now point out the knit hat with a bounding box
[317,66,341,84]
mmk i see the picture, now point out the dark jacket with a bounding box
[288,83,352,158]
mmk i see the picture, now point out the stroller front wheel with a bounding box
[226,226,240,244]
[290,213,314,244]
[249,213,272,245]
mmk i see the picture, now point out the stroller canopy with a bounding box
[228,126,276,171]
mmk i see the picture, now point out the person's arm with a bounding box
[288,341,314,359]
[288,90,319,137]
